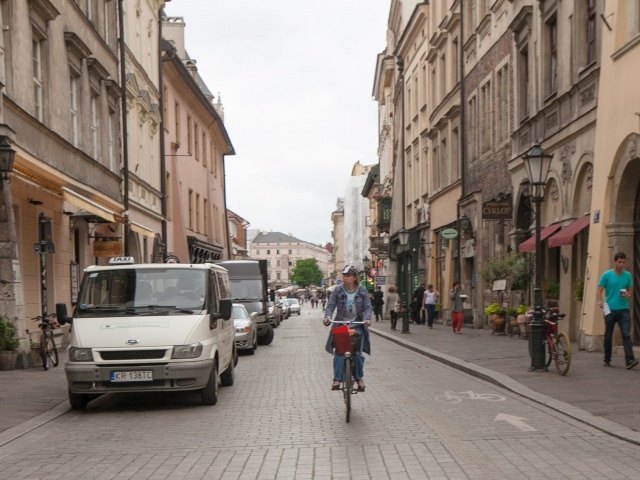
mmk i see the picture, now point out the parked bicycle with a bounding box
[329,320,366,423]
[528,306,571,375]
[31,313,59,370]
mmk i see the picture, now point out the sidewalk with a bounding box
[370,320,640,445]
[2,321,640,446]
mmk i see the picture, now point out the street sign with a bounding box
[336,280,342,285]
[440,228,459,239]
[375,276,386,286]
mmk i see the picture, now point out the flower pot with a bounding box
[0,350,18,371]
[490,314,506,334]
[517,313,530,338]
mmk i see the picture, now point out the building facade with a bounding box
[251,232,330,290]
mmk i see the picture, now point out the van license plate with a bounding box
[110,371,153,382]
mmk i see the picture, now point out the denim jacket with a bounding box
[324,285,372,355]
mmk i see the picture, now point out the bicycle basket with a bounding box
[331,326,361,355]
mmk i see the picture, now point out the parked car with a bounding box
[267,300,283,327]
[284,298,301,315]
[278,298,291,319]
[233,304,258,354]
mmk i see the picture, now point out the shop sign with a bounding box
[482,198,513,220]
[440,228,459,239]
[93,241,124,257]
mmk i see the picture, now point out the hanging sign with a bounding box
[482,197,512,220]
[440,228,459,239]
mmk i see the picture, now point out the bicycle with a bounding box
[328,320,366,423]
[528,307,571,375]
[31,313,59,370]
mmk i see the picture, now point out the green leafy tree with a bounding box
[291,258,323,287]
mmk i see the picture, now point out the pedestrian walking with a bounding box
[450,281,464,334]
[411,283,426,324]
[597,251,638,369]
[422,284,440,329]
[372,286,384,321]
[385,286,399,330]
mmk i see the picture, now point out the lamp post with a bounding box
[397,227,411,333]
[362,255,370,287]
[522,144,553,371]
[0,136,16,189]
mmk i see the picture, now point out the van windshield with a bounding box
[76,268,206,316]
[229,279,263,301]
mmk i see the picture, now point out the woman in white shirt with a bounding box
[422,284,440,329]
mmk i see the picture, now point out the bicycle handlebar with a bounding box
[326,320,368,325]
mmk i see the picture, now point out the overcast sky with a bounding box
[163,0,390,246]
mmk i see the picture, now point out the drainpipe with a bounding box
[456,0,467,283]
[118,0,130,256]
[158,6,168,262]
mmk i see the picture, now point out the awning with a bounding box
[130,221,156,238]
[62,187,116,223]
[547,215,590,248]
[518,223,561,253]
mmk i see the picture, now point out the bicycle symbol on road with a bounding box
[435,390,506,404]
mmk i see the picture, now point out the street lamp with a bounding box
[397,226,411,334]
[522,144,553,371]
[363,255,370,270]
[0,136,16,188]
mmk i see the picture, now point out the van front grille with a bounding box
[99,350,167,360]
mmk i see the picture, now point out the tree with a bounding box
[291,258,323,287]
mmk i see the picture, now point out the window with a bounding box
[545,15,557,96]
[163,87,168,132]
[276,250,280,254]
[440,54,446,100]
[90,95,99,158]
[187,115,192,154]
[276,260,281,267]
[432,143,439,191]
[518,45,529,120]
[188,189,193,229]
[104,1,112,46]
[174,102,180,142]
[195,193,200,232]
[108,109,115,170]
[451,128,459,181]
[452,38,459,84]
[587,0,596,64]
[440,136,448,187]
[468,96,477,161]
[194,123,199,160]
[480,80,491,153]
[276,272,281,280]
[33,37,44,121]
[203,199,208,235]
[166,172,172,219]
[202,133,207,168]
[70,76,79,147]
[496,65,509,142]
[288,250,292,254]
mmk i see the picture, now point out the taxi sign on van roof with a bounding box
[109,256,136,264]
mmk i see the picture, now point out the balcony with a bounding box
[377,198,392,233]
[369,235,389,259]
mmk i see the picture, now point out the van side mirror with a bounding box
[56,303,73,325]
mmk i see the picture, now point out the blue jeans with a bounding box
[333,329,365,382]
[604,309,635,365]
[425,304,436,327]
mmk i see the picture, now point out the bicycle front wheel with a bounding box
[41,334,58,370]
[545,337,554,368]
[554,332,571,375]
[343,356,352,423]
[40,333,49,370]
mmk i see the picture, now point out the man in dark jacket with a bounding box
[372,286,384,321]
[412,283,426,324]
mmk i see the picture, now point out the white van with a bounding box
[57,259,236,409]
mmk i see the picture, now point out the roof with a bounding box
[252,232,304,244]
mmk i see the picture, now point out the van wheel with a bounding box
[258,325,274,345]
[221,353,235,386]
[68,389,89,410]
[202,362,219,405]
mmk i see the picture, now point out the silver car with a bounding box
[233,304,257,354]
[284,298,301,315]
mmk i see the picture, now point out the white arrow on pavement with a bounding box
[494,413,537,432]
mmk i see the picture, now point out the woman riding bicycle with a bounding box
[323,264,372,392]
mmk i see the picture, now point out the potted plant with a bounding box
[484,303,506,334]
[0,316,20,371]
[515,305,531,338]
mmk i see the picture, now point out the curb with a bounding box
[0,400,70,448]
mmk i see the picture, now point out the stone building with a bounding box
[251,232,330,290]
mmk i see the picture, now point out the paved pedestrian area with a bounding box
[2,312,640,447]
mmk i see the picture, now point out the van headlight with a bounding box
[172,343,204,359]
[68,347,94,362]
